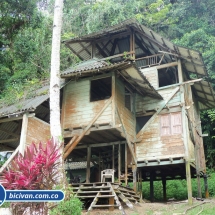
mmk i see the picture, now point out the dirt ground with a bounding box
[82,198,215,215]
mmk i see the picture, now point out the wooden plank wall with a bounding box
[136,86,185,161]
[140,67,158,89]
[184,84,195,160]
[26,117,50,147]
[136,114,185,161]
[135,87,180,113]
[193,96,206,171]
[62,80,112,129]
[115,78,136,141]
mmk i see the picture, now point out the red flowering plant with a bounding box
[0,138,62,190]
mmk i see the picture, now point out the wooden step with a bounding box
[75,190,112,194]
[77,195,115,198]
[92,205,117,208]
[72,185,111,190]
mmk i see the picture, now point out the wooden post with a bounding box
[112,72,116,127]
[181,85,193,205]
[178,59,183,83]
[125,143,128,186]
[162,176,167,201]
[112,144,115,169]
[197,173,202,198]
[99,152,101,181]
[185,161,193,205]
[140,169,143,199]
[204,174,209,198]
[150,172,154,202]
[118,143,121,184]
[109,196,114,211]
[86,146,91,183]
[132,164,137,193]
[19,113,29,155]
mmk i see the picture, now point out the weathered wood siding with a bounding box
[115,78,136,141]
[136,85,184,161]
[184,84,205,170]
[135,87,180,114]
[140,67,158,89]
[62,79,112,129]
[26,117,50,146]
[136,113,185,161]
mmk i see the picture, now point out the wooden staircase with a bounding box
[71,182,140,214]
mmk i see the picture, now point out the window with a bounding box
[158,67,178,87]
[125,87,133,112]
[160,112,182,136]
[90,77,112,102]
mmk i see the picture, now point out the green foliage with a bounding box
[142,170,215,201]
[49,187,82,215]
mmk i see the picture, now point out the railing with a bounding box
[136,54,164,69]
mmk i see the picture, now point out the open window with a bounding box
[125,87,133,112]
[158,67,178,87]
[160,112,182,136]
[136,115,153,134]
[90,77,112,102]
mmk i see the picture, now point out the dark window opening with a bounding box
[90,77,112,102]
[125,87,133,112]
[158,67,178,87]
[136,115,152,134]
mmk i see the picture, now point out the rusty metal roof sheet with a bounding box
[64,161,94,170]
[0,80,66,118]
[61,59,162,99]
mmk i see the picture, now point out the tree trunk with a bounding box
[50,0,63,142]
[49,0,64,185]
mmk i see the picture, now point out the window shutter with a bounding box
[171,112,182,134]
[160,114,171,136]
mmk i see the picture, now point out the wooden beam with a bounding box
[112,144,115,169]
[0,146,19,173]
[162,176,167,201]
[125,143,128,186]
[63,98,112,159]
[137,159,184,167]
[0,138,19,144]
[0,113,34,123]
[74,141,126,149]
[64,135,78,153]
[116,108,136,164]
[137,87,180,139]
[118,143,121,183]
[112,72,116,127]
[19,113,29,155]
[178,59,183,83]
[156,62,178,70]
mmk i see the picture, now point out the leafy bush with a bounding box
[0,139,62,215]
[0,139,61,190]
[49,187,82,215]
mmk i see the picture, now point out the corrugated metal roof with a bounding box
[64,161,94,170]
[61,59,162,99]
[0,80,66,118]
[63,19,215,110]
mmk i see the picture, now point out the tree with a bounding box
[50,0,63,142]
[49,0,64,181]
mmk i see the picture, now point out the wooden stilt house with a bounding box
[0,19,214,207]
[61,19,215,203]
